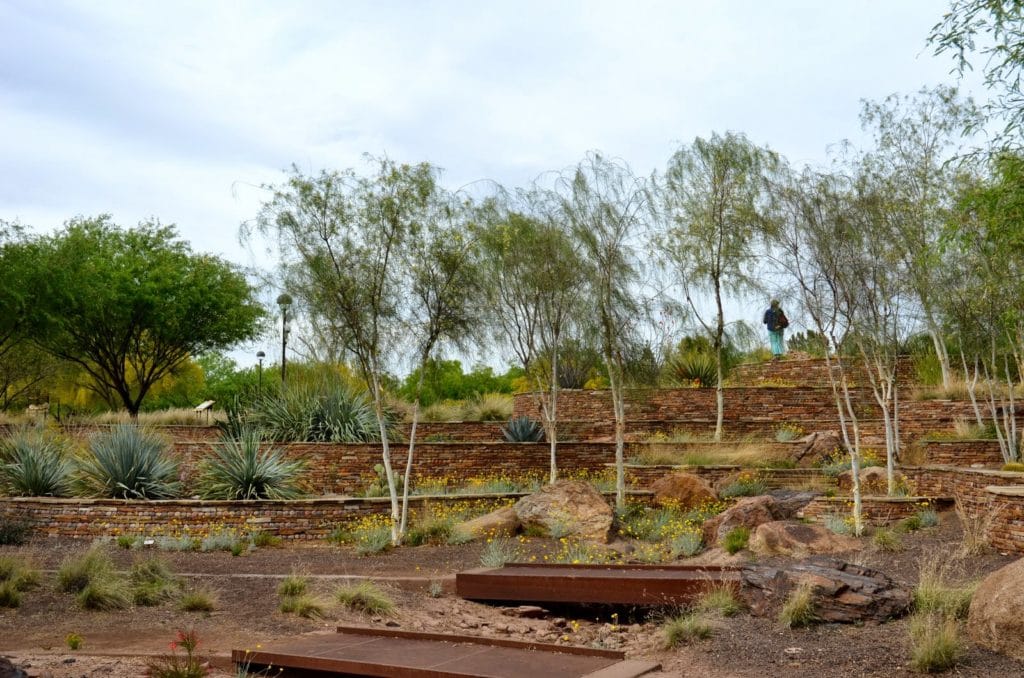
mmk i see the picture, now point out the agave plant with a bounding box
[76,425,180,499]
[197,428,306,500]
[501,416,545,443]
[664,351,718,387]
[0,428,73,497]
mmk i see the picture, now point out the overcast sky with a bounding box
[0,1,983,364]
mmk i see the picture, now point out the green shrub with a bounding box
[914,558,976,620]
[250,379,385,443]
[76,426,180,499]
[116,535,137,549]
[662,612,713,647]
[779,580,817,628]
[1001,462,1024,473]
[695,587,742,617]
[130,558,178,606]
[917,509,940,528]
[722,526,750,554]
[58,546,115,593]
[197,428,306,500]
[279,593,325,618]
[664,351,718,388]
[0,517,32,545]
[872,528,902,552]
[501,416,544,443]
[354,525,393,556]
[823,513,853,535]
[670,531,704,558]
[0,428,73,496]
[335,581,394,615]
[78,578,131,610]
[480,538,519,568]
[179,585,218,612]
[277,573,308,597]
[405,516,453,546]
[909,612,965,673]
[719,476,767,499]
[897,514,923,533]
[0,581,22,608]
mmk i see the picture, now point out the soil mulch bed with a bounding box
[1,512,1022,677]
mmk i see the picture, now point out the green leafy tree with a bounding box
[658,132,778,441]
[28,216,263,416]
[558,152,648,508]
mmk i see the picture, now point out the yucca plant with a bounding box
[249,379,386,443]
[664,351,718,387]
[0,428,73,496]
[501,416,544,443]
[75,425,180,499]
[197,428,306,500]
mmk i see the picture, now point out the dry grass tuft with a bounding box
[779,579,817,628]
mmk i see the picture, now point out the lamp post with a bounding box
[256,350,265,398]
[276,293,293,386]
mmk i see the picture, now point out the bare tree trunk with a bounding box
[370,371,401,545]
[962,352,984,428]
[608,357,626,510]
[400,366,428,536]
[924,311,952,390]
[549,347,559,484]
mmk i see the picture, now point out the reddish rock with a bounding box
[792,431,845,467]
[749,520,862,557]
[513,481,613,542]
[968,557,1024,659]
[454,506,520,540]
[702,496,777,546]
[649,472,717,510]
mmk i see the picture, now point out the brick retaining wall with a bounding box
[916,440,1004,467]
[799,496,944,526]
[0,491,655,541]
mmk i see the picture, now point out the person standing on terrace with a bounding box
[763,299,788,360]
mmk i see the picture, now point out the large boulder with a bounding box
[0,658,27,678]
[650,472,717,510]
[702,495,777,546]
[741,557,911,623]
[967,557,1024,659]
[792,431,844,467]
[454,506,520,540]
[514,481,613,542]
[768,490,817,519]
[749,520,861,558]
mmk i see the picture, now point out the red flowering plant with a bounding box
[144,629,209,678]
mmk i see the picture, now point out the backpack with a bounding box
[777,310,789,330]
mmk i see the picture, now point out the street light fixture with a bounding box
[276,293,293,386]
[256,350,265,398]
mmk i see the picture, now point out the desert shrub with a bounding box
[779,580,817,628]
[0,428,73,496]
[662,611,713,647]
[197,428,306,500]
[463,393,513,422]
[419,400,465,422]
[501,416,544,443]
[722,526,750,554]
[277,573,308,597]
[897,513,923,533]
[354,525,393,556]
[695,587,742,617]
[362,463,405,498]
[774,423,805,442]
[824,512,854,535]
[249,379,386,443]
[909,612,965,673]
[279,593,325,618]
[78,578,132,610]
[179,584,218,612]
[917,508,939,528]
[130,558,179,606]
[0,581,21,608]
[0,518,33,545]
[335,581,394,615]
[76,426,180,499]
[405,515,454,546]
[57,546,115,593]
[670,530,704,558]
[872,527,902,552]
[116,535,137,549]
[0,555,40,591]
[664,351,718,388]
[914,557,976,620]
[479,538,519,568]
[719,472,767,499]
[554,538,610,565]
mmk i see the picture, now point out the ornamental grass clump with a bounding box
[0,428,73,497]
[279,593,325,619]
[76,425,180,499]
[722,526,750,555]
[249,379,385,443]
[779,580,818,628]
[197,428,306,500]
[179,584,218,612]
[909,612,965,673]
[662,611,713,647]
[695,587,742,617]
[335,581,394,615]
[0,555,40,608]
[130,557,179,606]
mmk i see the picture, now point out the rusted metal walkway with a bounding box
[457,563,741,606]
[232,626,660,677]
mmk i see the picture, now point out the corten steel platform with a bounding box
[231,626,660,677]
[456,563,742,606]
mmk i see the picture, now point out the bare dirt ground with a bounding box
[1,513,1022,677]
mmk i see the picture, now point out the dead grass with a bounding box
[779,580,817,628]
[78,409,225,426]
[954,493,997,558]
[630,442,790,467]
